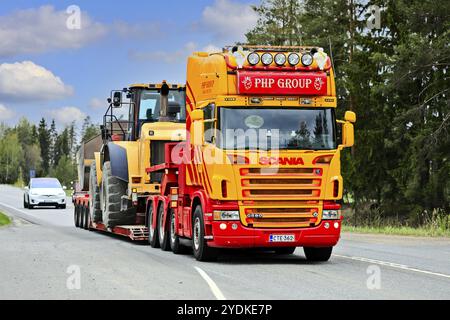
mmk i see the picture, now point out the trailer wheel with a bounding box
[84,205,91,230]
[170,209,186,254]
[89,162,102,223]
[74,204,80,228]
[100,161,135,228]
[304,247,333,262]
[192,206,218,262]
[147,203,160,248]
[274,247,296,255]
[158,204,170,251]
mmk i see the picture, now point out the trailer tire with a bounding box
[169,209,186,254]
[274,247,297,255]
[192,206,218,262]
[147,202,160,248]
[84,205,90,230]
[304,247,333,262]
[158,204,171,251]
[100,161,135,228]
[74,204,80,228]
[89,162,102,223]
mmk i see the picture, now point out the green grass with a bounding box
[0,212,11,227]
[342,225,450,238]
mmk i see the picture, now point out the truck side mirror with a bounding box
[343,122,355,147]
[345,111,356,123]
[113,92,122,107]
[190,110,204,146]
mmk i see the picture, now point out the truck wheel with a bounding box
[100,161,135,228]
[89,162,102,223]
[147,203,160,248]
[158,204,171,251]
[170,209,186,254]
[304,247,333,262]
[192,206,217,262]
[274,247,296,255]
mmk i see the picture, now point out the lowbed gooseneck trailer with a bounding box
[74,46,356,262]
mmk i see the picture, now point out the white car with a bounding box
[24,178,67,209]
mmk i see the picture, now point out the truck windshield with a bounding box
[218,107,336,150]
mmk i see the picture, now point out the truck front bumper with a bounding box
[207,219,342,249]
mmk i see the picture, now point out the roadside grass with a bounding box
[0,212,11,227]
[342,225,450,238]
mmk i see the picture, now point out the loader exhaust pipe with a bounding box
[159,81,170,122]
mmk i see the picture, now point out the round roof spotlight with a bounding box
[247,52,260,66]
[274,53,287,66]
[261,53,273,66]
[301,53,314,67]
[288,53,300,66]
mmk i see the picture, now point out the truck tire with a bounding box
[192,206,218,262]
[158,204,171,251]
[147,202,160,248]
[89,162,102,223]
[100,161,135,228]
[274,247,296,255]
[83,205,90,230]
[304,247,333,262]
[169,209,186,254]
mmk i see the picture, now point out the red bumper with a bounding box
[208,220,342,249]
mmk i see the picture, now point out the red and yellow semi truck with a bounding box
[74,46,356,262]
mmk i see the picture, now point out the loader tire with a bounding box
[100,161,135,228]
[89,162,102,223]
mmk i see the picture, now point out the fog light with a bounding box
[324,222,330,229]
[334,222,340,229]
[220,223,227,230]
[232,224,238,230]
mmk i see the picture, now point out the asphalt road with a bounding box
[0,184,449,300]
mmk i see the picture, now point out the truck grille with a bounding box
[239,167,323,228]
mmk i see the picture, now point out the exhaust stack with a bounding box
[159,81,170,122]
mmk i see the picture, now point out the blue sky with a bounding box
[0,0,258,128]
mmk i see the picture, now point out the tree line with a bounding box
[0,117,100,187]
[246,0,449,226]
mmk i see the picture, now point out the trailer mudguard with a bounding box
[104,142,129,183]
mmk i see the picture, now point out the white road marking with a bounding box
[334,254,450,279]
[194,266,227,300]
[0,201,31,215]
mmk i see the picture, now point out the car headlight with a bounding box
[213,210,240,221]
[322,210,341,220]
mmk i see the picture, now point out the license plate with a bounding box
[269,234,295,243]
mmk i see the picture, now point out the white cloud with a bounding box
[0,61,73,102]
[0,104,15,121]
[48,107,86,125]
[89,98,104,109]
[129,42,197,64]
[129,43,223,64]
[0,5,107,57]
[202,0,258,43]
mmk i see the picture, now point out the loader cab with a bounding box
[129,84,187,141]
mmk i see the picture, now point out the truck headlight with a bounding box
[322,210,340,220]
[213,210,240,221]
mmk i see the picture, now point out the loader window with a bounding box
[138,90,186,122]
